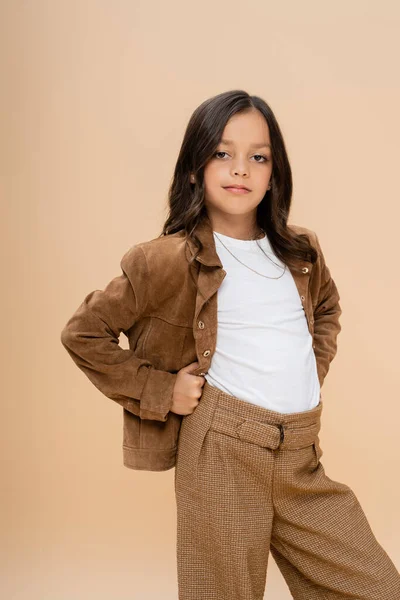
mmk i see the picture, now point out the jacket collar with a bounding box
[185,214,313,273]
[185,215,223,268]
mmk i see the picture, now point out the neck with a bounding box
[214,229,264,241]
[204,210,264,241]
[212,224,265,241]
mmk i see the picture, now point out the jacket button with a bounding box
[199,372,206,376]
[198,320,205,329]
[203,349,211,357]
[300,295,305,301]
[302,267,309,273]
[313,344,316,349]
[310,317,314,324]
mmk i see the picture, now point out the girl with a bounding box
[61,90,400,599]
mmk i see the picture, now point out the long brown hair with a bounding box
[159,89,318,270]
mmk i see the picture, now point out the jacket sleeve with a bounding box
[312,234,343,388]
[60,244,177,421]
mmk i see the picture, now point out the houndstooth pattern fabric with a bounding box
[174,381,400,599]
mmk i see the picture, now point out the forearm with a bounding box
[60,246,177,421]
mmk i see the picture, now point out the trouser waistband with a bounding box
[201,381,323,451]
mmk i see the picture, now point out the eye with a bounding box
[253,154,269,163]
[214,151,269,162]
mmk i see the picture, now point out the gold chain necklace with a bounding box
[214,231,287,280]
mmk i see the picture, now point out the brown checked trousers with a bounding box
[174,381,400,599]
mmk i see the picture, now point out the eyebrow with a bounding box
[219,138,271,149]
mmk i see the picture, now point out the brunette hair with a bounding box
[159,89,318,269]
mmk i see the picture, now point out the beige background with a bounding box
[2,1,399,598]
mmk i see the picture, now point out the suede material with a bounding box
[60,216,342,471]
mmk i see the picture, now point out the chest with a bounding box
[126,258,316,380]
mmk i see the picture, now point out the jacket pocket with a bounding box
[143,317,188,372]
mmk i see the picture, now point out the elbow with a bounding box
[60,323,74,350]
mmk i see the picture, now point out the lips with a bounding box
[224,185,251,191]
[223,185,251,194]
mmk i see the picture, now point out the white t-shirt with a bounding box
[204,230,321,414]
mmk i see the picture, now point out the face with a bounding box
[199,109,273,227]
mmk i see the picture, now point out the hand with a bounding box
[170,361,206,416]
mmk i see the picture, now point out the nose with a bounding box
[227,152,248,176]
[232,163,248,177]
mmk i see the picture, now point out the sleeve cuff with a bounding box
[139,368,178,421]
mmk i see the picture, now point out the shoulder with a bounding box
[287,223,318,247]
[120,230,188,275]
[134,230,186,260]
[288,222,316,238]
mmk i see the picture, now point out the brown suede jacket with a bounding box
[60,216,342,472]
